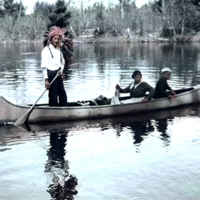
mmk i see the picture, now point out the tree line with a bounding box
[1,0,200,41]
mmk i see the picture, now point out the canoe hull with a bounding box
[1,85,200,123]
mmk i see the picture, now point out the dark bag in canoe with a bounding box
[94,95,108,105]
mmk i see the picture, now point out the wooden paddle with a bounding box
[14,70,61,126]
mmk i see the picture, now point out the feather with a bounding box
[43,26,74,60]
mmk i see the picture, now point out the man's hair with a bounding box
[162,71,170,76]
[132,70,142,79]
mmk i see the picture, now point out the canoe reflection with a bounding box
[45,131,78,200]
[27,103,200,150]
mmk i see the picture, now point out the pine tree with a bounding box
[94,2,105,35]
[34,1,54,17]
[47,0,71,29]
[0,0,26,19]
[193,0,200,11]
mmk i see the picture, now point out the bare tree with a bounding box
[181,0,186,36]
[169,0,176,37]
[119,0,124,19]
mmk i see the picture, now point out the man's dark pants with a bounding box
[47,69,67,106]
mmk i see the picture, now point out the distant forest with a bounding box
[1,0,200,41]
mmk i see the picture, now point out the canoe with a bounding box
[28,103,200,133]
[1,85,200,123]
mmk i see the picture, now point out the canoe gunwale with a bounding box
[0,86,197,110]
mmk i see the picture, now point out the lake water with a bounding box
[0,43,200,200]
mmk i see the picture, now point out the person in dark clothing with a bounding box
[47,69,67,106]
[116,70,155,103]
[154,68,176,99]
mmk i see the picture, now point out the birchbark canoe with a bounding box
[0,85,200,123]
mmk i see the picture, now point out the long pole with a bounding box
[14,70,60,126]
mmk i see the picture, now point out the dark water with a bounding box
[1,43,200,199]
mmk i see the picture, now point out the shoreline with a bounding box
[1,35,200,45]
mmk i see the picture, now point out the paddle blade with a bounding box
[14,110,31,126]
[14,89,48,126]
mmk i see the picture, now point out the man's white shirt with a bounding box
[41,44,65,79]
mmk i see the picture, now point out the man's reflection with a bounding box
[118,120,154,146]
[129,120,154,145]
[45,131,78,200]
[156,119,171,146]
[114,118,171,147]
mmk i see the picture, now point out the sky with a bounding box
[16,0,152,14]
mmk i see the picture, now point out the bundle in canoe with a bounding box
[0,86,200,124]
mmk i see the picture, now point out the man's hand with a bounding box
[59,71,65,80]
[141,98,149,103]
[168,95,173,99]
[116,84,121,90]
[168,94,176,99]
[168,95,176,102]
[45,79,50,89]
[171,90,176,96]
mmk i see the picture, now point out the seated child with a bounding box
[154,68,176,99]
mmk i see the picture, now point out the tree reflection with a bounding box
[94,44,106,65]
[45,131,78,200]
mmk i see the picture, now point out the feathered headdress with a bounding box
[43,26,74,58]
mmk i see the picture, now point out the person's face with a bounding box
[51,35,60,47]
[162,72,171,80]
[134,75,142,84]
[58,37,62,48]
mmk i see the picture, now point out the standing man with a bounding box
[41,26,73,106]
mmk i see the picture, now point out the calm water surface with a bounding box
[0,43,200,199]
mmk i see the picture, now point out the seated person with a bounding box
[154,68,176,99]
[116,70,155,103]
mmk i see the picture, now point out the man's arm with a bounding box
[41,48,50,89]
[42,68,50,89]
[119,85,131,93]
[166,82,176,97]
[116,84,130,93]
[157,80,170,97]
[171,90,176,95]
[145,82,155,100]
[166,82,172,90]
